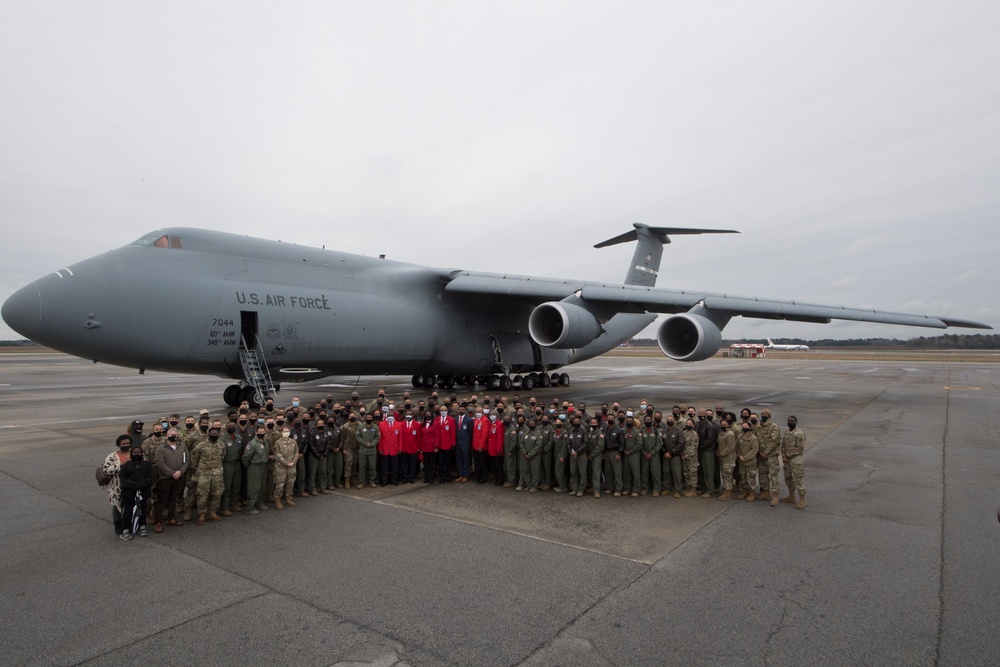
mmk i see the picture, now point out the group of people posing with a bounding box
[101,388,809,541]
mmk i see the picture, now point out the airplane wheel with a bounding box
[223,384,241,406]
[499,375,513,391]
[559,373,570,387]
[465,375,478,386]
[422,374,436,388]
[513,375,523,388]
[551,373,561,385]
[487,376,501,391]
[439,375,456,389]
[522,375,535,391]
[240,386,260,408]
[412,374,423,388]
[539,373,551,388]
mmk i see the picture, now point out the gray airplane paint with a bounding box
[2,224,990,403]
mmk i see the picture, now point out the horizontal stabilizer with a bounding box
[594,224,739,249]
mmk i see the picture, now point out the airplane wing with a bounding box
[445,271,991,330]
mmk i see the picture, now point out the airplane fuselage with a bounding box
[5,229,651,382]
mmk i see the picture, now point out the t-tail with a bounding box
[594,223,739,287]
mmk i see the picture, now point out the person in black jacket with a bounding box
[120,445,154,540]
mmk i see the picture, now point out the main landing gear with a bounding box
[411,372,571,390]
[223,382,280,408]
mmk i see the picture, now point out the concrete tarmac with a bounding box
[1,353,998,666]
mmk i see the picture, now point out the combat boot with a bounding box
[736,490,748,500]
[274,497,284,510]
[758,490,771,501]
[770,493,779,507]
[284,495,296,507]
[683,488,698,498]
[357,482,365,489]
[718,489,732,501]
[780,491,796,504]
[196,512,206,526]
[208,509,221,522]
[796,491,806,509]
[220,509,233,517]
[745,492,755,502]
[183,509,193,522]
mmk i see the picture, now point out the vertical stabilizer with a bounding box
[594,224,739,287]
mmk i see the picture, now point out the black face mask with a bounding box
[169,421,179,427]
[365,420,373,425]
[167,436,178,442]
[266,424,274,430]
[788,422,796,430]
[238,420,247,426]
[119,443,130,451]
[750,419,758,425]
[257,432,266,439]
[644,422,653,428]
[742,429,751,434]
[199,425,208,432]
[349,416,356,421]
[761,416,769,423]
[617,417,625,423]
[209,435,220,442]
[685,425,693,430]
[226,427,236,433]
[666,422,674,428]
[131,453,143,461]
[185,423,195,430]
[152,432,163,438]
[316,425,325,431]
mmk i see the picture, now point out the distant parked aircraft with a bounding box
[765,338,810,351]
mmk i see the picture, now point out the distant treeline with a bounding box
[626,334,1000,350]
[0,339,40,347]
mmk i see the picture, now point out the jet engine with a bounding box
[528,301,602,349]
[657,313,722,362]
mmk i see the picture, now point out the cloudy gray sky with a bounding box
[2,1,997,343]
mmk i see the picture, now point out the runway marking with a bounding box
[795,377,811,380]
[944,386,981,391]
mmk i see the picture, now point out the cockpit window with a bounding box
[131,234,182,249]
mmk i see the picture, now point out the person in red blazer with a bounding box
[436,407,456,483]
[378,415,401,485]
[471,409,491,484]
[399,413,422,484]
[487,412,505,485]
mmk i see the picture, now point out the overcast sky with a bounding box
[2,1,997,343]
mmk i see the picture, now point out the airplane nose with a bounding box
[2,283,41,340]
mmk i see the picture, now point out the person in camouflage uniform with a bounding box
[681,418,700,497]
[622,412,641,497]
[716,419,737,501]
[341,412,359,489]
[736,422,760,502]
[586,416,606,498]
[518,418,543,492]
[638,415,663,497]
[756,409,783,506]
[271,427,299,509]
[141,424,165,522]
[182,416,210,520]
[660,415,684,499]
[567,417,589,497]
[781,416,807,509]
[220,420,243,516]
[355,414,380,488]
[191,426,225,524]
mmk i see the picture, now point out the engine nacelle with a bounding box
[657,313,723,362]
[529,301,602,349]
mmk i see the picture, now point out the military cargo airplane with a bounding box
[2,224,990,407]
[765,338,810,351]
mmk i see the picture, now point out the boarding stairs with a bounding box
[239,334,277,406]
